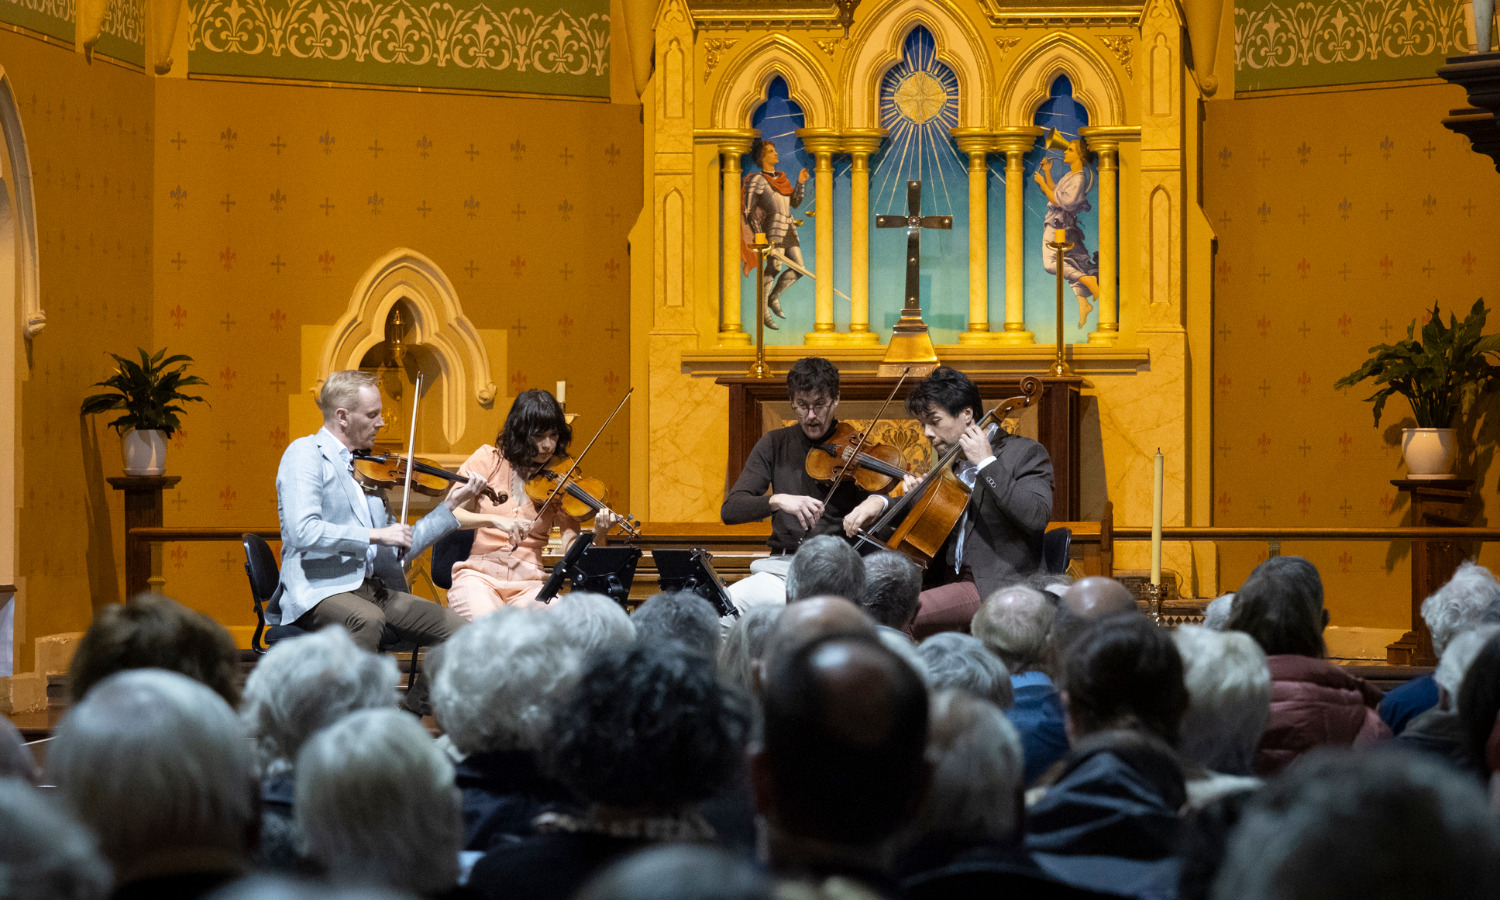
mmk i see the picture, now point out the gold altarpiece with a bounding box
[628,0,1219,594]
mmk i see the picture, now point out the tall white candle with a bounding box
[1151,448,1163,586]
[556,380,567,405]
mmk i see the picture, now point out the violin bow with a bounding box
[531,387,633,528]
[815,366,910,511]
[398,371,424,528]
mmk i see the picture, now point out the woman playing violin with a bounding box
[446,389,618,619]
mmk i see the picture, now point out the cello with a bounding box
[853,376,1042,567]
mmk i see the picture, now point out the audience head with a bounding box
[915,689,1024,845]
[548,591,636,656]
[1211,751,1500,900]
[879,628,929,681]
[759,595,877,679]
[430,607,581,756]
[550,643,749,811]
[295,708,461,895]
[1172,625,1271,775]
[1457,630,1500,775]
[630,591,720,660]
[1062,612,1188,746]
[1422,562,1500,658]
[1226,556,1328,657]
[972,584,1055,674]
[786,535,866,604]
[211,877,410,900]
[68,593,240,707]
[0,718,38,784]
[575,845,775,900]
[1052,577,1139,661]
[0,779,110,900]
[240,626,398,776]
[1024,571,1074,599]
[47,669,255,876]
[1202,593,1235,631]
[917,632,1014,709]
[718,604,780,693]
[861,551,922,630]
[754,633,930,848]
[1435,623,1500,706]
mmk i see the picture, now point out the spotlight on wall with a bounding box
[833,0,860,38]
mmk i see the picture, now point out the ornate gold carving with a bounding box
[995,35,1021,56]
[894,72,948,122]
[702,37,738,82]
[1100,35,1134,77]
[815,38,839,56]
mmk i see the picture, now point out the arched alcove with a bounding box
[318,249,496,448]
[0,68,42,339]
[710,34,836,129]
[841,0,992,129]
[998,33,1127,127]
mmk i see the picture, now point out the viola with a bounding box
[524,456,641,538]
[804,422,909,494]
[353,451,508,507]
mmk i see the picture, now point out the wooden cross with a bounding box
[876,180,951,319]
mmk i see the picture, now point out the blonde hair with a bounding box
[318,370,378,419]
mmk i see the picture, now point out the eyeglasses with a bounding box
[790,399,833,417]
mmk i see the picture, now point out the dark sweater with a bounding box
[721,421,882,553]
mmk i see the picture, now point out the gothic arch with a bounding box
[0,68,42,339]
[710,35,836,130]
[841,0,993,130]
[997,32,1127,128]
[318,249,496,446]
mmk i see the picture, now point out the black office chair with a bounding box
[242,533,419,690]
[430,528,476,592]
[1043,527,1073,576]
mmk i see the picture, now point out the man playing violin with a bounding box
[268,370,489,667]
[721,356,892,612]
[901,366,1054,639]
[446,388,620,619]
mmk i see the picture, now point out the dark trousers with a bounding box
[296,578,467,652]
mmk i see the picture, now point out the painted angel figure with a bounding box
[1033,134,1103,327]
[741,138,809,330]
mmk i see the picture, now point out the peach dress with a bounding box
[445,444,580,620]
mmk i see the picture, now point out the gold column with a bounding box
[798,129,842,346]
[842,129,884,346]
[1081,126,1132,346]
[994,129,1042,345]
[954,130,996,345]
[712,132,756,347]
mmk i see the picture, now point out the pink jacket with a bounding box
[1254,654,1391,777]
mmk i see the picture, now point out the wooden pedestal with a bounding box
[1386,478,1475,666]
[108,476,181,599]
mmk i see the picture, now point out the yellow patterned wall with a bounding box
[1205,81,1500,640]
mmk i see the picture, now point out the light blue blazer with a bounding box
[267,428,458,625]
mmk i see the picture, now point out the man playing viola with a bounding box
[721,357,891,612]
[267,370,488,673]
[901,366,1054,638]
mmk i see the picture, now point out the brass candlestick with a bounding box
[748,233,771,379]
[1142,582,1167,626]
[1047,232,1075,377]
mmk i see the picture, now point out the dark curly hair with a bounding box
[548,643,750,810]
[786,357,840,403]
[1061,611,1187,746]
[69,594,240,707]
[906,365,983,423]
[498,389,572,470]
[749,138,775,169]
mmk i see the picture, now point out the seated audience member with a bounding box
[759,596,879,677]
[1457,629,1500,788]
[1398,623,1500,775]
[239,627,399,869]
[575,846,774,900]
[630,591,720,660]
[1024,572,1073,600]
[430,607,583,851]
[68,593,240,706]
[754,633,929,895]
[295,709,463,898]
[1225,556,1388,775]
[1200,593,1234,631]
[1381,562,1500,735]
[717,605,780,695]
[916,632,1014,709]
[210,876,417,900]
[1210,751,1500,900]
[1026,613,1189,897]
[1049,577,1139,665]
[547,591,636,657]
[0,779,111,900]
[786,535,867,604]
[0,718,38,783]
[1171,625,1270,806]
[468,644,750,900]
[972,585,1069,785]
[47,669,256,899]
[862,551,923,637]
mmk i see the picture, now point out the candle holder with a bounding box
[1142,582,1168,626]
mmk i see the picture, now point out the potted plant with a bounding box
[1335,299,1500,477]
[80,348,208,476]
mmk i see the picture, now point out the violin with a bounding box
[524,456,641,538]
[805,422,909,494]
[353,451,508,507]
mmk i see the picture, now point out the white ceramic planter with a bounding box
[1402,427,1458,478]
[122,429,168,476]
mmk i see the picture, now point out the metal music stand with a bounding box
[537,532,594,603]
[653,548,737,618]
[571,546,643,609]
